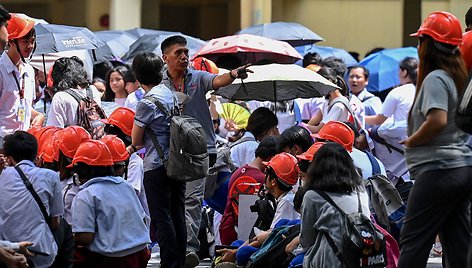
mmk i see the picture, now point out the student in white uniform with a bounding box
[70,140,150,267]
[47,57,102,128]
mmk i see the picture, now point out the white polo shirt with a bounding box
[380,83,415,121]
[0,52,35,138]
[46,86,102,128]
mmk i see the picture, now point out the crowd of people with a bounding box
[0,3,472,268]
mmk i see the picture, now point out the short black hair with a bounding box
[3,131,38,163]
[348,65,370,80]
[161,35,187,54]
[303,52,323,68]
[246,107,278,140]
[74,162,114,182]
[0,5,10,26]
[399,57,419,85]
[466,7,472,27]
[132,52,163,86]
[322,56,347,77]
[255,135,279,161]
[279,126,313,153]
[123,68,136,83]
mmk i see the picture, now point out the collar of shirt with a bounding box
[275,191,289,204]
[163,68,193,89]
[16,159,35,168]
[356,88,373,101]
[80,176,124,189]
[1,52,29,78]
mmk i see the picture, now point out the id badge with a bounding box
[17,105,25,122]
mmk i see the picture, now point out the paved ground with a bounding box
[147,254,443,267]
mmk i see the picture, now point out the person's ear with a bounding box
[162,53,168,63]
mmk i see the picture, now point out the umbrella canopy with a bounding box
[359,47,418,92]
[125,27,179,38]
[92,30,137,63]
[122,34,207,62]
[16,13,48,25]
[192,34,302,65]
[34,24,104,55]
[215,63,339,102]
[295,44,358,67]
[237,22,324,47]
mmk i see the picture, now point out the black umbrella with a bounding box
[122,34,207,62]
[92,30,137,63]
[125,27,179,38]
[237,22,324,47]
[34,24,104,55]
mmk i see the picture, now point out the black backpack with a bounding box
[456,71,472,134]
[316,190,387,268]
[145,95,209,182]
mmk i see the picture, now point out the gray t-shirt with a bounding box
[406,70,472,178]
[161,68,217,154]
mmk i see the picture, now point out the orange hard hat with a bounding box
[58,126,92,158]
[36,126,60,154]
[27,126,42,141]
[67,140,114,168]
[40,130,62,163]
[410,11,462,46]
[47,66,54,88]
[296,142,325,161]
[263,152,300,186]
[461,31,472,72]
[101,107,135,137]
[100,135,129,163]
[312,121,354,152]
[192,57,219,74]
[7,13,35,40]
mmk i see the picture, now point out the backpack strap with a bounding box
[143,95,171,163]
[64,88,84,103]
[229,135,256,149]
[361,95,374,102]
[369,126,405,155]
[15,165,51,227]
[364,151,381,175]
[328,97,359,131]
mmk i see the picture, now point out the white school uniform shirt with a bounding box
[127,152,150,216]
[72,176,150,257]
[271,191,299,229]
[320,97,349,124]
[0,52,35,138]
[349,148,387,179]
[61,176,80,225]
[0,160,63,268]
[46,86,102,127]
[380,83,415,122]
[230,131,258,169]
[124,88,145,111]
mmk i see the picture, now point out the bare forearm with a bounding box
[365,114,387,126]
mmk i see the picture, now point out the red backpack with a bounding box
[229,175,261,216]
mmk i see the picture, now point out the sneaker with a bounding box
[214,262,238,268]
[186,251,200,268]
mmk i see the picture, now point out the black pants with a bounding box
[398,166,472,268]
[144,166,186,268]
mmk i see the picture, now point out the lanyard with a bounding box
[12,72,25,100]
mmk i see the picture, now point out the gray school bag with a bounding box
[145,95,209,182]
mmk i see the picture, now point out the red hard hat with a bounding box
[461,31,472,72]
[37,126,60,154]
[27,126,42,141]
[58,126,92,158]
[263,152,300,186]
[410,11,462,46]
[47,66,54,88]
[192,57,219,74]
[100,135,129,163]
[7,13,35,40]
[100,107,135,137]
[67,140,114,168]
[40,130,62,163]
[312,121,354,152]
[296,142,325,161]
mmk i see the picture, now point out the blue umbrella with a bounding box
[237,22,324,47]
[122,34,207,62]
[359,47,418,92]
[295,44,358,67]
[34,24,104,54]
[125,27,179,38]
[92,30,137,63]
